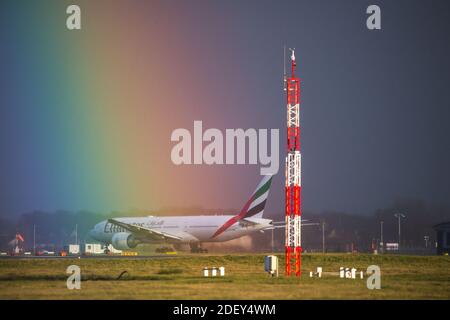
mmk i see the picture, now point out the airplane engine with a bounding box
[111,232,138,250]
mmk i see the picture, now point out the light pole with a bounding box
[424,235,429,248]
[394,213,406,250]
[33,224,36,255]
[380,221,384,254]
[322,222,325,254]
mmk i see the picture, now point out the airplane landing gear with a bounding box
[190,243,208,253]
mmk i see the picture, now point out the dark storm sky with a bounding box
[241,0,450,215]
[0,0,449,217]
[295,1,450,213]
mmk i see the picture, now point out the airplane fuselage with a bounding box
[89,215,272,245]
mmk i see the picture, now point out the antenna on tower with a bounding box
[289,47,296,61]
[283,45,287,91]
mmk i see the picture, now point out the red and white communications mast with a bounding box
[284,48,302,277]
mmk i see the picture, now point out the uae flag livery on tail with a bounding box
[212,175,273,238]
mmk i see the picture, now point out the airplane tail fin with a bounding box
[240,174,273,219]
[211,174,273,238]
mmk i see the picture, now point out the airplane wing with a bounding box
[240,217,273,227]
[107,219,198,242]
[239,218,259,227]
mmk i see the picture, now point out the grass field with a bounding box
[0,253,449,299]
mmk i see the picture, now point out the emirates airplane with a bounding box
[89,175,280,252]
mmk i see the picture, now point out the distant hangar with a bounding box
[433,222,450,255]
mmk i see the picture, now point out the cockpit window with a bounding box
[104,222,112,233]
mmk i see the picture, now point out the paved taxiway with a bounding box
[0,255,178,260]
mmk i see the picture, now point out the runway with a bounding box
[0,254,179,260]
